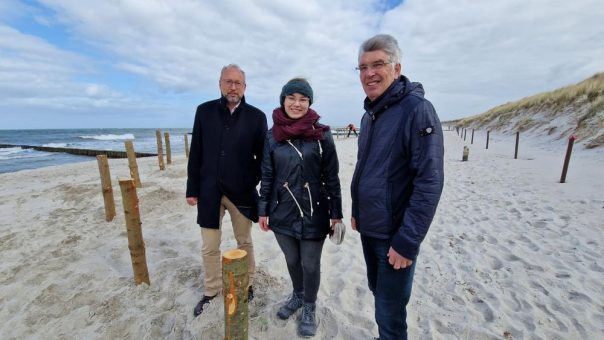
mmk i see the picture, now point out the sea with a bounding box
[0,128,190,174]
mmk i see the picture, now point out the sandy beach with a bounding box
[1,130,602,339]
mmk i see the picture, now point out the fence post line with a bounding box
[164,132,172,165]
[96,155,115,221]
[184,134,190,158]
[118,178,150,285]
[125,140,142,188]
[514,131,520,159]
[155,129,165,170]
[560,135,576,183]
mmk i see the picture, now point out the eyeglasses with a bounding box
[221,79,245,88]
[355,60,394,73]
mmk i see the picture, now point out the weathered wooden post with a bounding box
[486,131,490,149]
[463,129,467,141]
[164,132,172,165]
[462,146,469,161]
[514,131,520,159]
[223,249,249,340]
[471,129,474,144]
[119,178,150,285]
[155,129,165,170]
[96,155,115,221]
[184,133,190,158]
[124,141,142,188]
[560,135,576,183]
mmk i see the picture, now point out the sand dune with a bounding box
[1,131,602,339]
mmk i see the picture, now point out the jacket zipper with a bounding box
[284,139,318,219]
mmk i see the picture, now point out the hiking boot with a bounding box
[276,291,304,320]
[298,302,317,337]
[193,294,217,317]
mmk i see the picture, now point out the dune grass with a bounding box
[448,73,604,147]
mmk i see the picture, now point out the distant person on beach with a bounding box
[257,78,343,337]
[350,34,444,339]
[347,123,358,137]
[186,64,267,317]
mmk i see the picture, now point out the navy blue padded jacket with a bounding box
[351,75,444,260]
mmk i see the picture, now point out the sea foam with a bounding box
[80,134,135,141]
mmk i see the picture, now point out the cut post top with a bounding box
[223,249,247,260]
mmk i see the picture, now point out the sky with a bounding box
[1,0,603,129]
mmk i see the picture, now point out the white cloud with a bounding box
[1,0,602,128]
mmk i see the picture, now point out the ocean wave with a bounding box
[43,143,68,148]
[80,134,135,141]
[0,148,52,160]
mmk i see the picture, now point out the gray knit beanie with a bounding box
[280,78,313,106]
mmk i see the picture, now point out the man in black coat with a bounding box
[186,64,267,317]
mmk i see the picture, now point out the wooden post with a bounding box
[463,129,467,141]
[119,178,150,285]
[96,155,115,221]
[486,131,490,149]
[184,134,190,158]
[155,129,165,170]
[164,132,172,165]
[471,129,474,144]
[462,146,469,161]
[223,249,249,340]
[514,131,520,159]
[560,135,576,183]
[124,141,142,188]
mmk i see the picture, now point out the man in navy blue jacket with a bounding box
[351,34,444,339]
[186,64,267,317]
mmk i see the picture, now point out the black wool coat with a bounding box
[186,96,268,228]
[258,129,343,240]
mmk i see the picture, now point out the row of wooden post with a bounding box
[455,127,576,183]
[95,131,258,338]
[96,154,149,285]
[96,132,191,284]
[154,129,191,171]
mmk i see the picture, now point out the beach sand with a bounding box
[0,131,602,339]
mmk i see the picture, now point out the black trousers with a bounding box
[274,233,325,303]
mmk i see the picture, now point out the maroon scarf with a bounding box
[272,107,330,142]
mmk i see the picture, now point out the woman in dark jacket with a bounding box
[258,78,343,337]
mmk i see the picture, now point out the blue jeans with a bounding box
[361,235,417,340]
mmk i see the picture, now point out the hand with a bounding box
[258,216,271,232]
[387,247,413,270]
[186,197,198,206]
[350,217,357,231]
[330,219,342,229]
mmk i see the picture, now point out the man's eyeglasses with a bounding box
[356,60,394,73]
[221,79,245,88]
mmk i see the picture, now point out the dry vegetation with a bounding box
[448,73,604,148]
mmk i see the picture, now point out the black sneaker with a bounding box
[248,285,254,302]
[193,294,217,317]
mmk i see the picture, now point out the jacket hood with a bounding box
[364,76,424,116]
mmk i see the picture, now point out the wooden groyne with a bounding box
[0,144,157,159]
